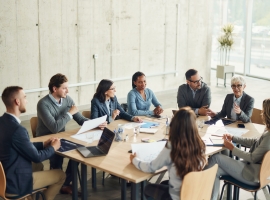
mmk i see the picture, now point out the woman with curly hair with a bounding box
[130,107,207,200]
[205,98,270,200]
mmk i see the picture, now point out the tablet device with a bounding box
[237,124,245,128]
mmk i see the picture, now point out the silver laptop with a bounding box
[77,127,115,158]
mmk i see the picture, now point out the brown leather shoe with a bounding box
[60,185,81,196]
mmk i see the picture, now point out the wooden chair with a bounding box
[251,108,264,125]
[0,162,46,200]
[30,117,38,138]
[82,111,91,119]
[180,164,218,199]
[219,151,270,200]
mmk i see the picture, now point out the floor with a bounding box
[20,70,270,200]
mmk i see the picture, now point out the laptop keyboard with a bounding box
[87,147,104,155]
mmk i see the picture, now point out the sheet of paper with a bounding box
[123,122,144,129]
[210,126,249,137]
[75,115,107,135]
[131,141,166,162]
[202,137,213,145]
[71,130,103,143]
[225,127,249,137]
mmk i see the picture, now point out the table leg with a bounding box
[91,167,96,189]
[121,179,127,200]
[71,160,78,200]
[141,181,146,200]
[226,184,232,200]
[131,182,139,200]
[224,73,227,87]
[81,164,87,200]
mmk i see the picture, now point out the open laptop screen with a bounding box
[97,128,115,154]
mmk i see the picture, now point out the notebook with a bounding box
[77,127,115,158]
[58,139,85,152]
[140,121,159,128]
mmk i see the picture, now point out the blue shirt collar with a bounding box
[49,93,62,107]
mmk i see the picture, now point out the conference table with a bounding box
[31,108,265,200]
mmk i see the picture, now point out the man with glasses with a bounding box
[207,75,254,123]
[36,73,106,194]
[177,69,211,115]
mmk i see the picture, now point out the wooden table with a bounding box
[31,109,265,200]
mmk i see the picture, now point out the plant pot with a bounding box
[216,65,235,87]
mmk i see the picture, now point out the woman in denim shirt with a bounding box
[127,72,163,116]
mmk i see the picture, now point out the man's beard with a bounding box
[19,107,26,113]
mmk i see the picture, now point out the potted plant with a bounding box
[218,23,234,65]
[216,23,235,87]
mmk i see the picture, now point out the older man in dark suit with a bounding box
[177,69,211,115]
[0,86,65,200]
[207,75,254,123]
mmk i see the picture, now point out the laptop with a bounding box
[77,127,115,158]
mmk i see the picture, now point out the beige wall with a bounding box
[0,0,212,118]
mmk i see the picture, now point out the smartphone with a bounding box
[128,150,132,153]
[237,124,245,128]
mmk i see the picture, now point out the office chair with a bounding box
[219,151,270,200]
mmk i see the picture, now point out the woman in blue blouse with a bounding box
[91,79,142,123]
[127,71,163,116]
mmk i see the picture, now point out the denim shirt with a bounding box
[127,88,161,116]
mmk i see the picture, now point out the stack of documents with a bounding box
[139,128,158,134]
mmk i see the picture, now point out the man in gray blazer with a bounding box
[36,73,106,194]
[207,75,254,123]
[177,69,211,115]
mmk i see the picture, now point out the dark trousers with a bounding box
[144,180,172,200]
[50,154,78,186]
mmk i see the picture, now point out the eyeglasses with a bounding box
[109,87,116,91]
[231,84,242,89]
[188,77,203,84]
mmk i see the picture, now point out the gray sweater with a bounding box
[36,94,88,136]
[232,130,270,182]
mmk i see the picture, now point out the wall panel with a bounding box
[0,0,213,117]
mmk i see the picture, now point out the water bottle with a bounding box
[165,117,170,135]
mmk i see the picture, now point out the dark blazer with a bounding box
[215,92,254,123]
[177,82,211,112]
[91,96,133,123]
[0,113,55,196]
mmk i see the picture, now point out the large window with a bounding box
[250,0,270,78]
[211,0,270,79]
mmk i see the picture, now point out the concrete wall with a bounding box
[0,0,212,118]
